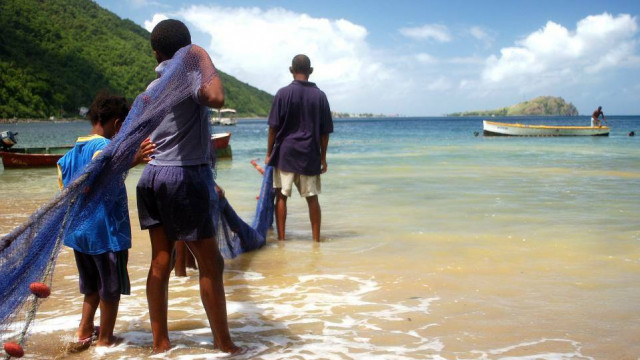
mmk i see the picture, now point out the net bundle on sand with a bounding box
[0,44,273,358]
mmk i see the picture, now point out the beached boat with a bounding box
[210,108,237,126]
[1,136,233,168]
[0,130,72,168]
[483,120,610,136]
[0,146,73,168]
[211,132,232,158]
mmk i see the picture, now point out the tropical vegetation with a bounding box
[0,0,273,119]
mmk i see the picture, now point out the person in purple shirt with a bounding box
[266,54,333,242]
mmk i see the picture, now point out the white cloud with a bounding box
[482,13,638,85]
[399,24,452,42]
[469,26,489,41]
[167,5,399,113]
[415,53,438,64]
[469,26,494,48]
[143,13,168,32]
[132,0,168,10]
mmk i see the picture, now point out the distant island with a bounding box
[448,96,579,117]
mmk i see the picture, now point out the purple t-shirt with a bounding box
[268,80,333,176]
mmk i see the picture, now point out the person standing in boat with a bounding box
[266,54,333,242]
[591,106,607,127]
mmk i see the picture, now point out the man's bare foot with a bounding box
[96,335,124,347]
[152,341,172,354]
[214,342,243,354]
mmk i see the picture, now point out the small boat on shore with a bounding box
[483,120,610,136]
[1,130,72,168]
[211,132,232,158]
[0,146,72,168]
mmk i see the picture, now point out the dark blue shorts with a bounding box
[136,164,218,241]
[74,250,130,302]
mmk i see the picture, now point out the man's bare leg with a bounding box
[174,241,187,277]
[306,195,321,241]
[185,238,240,353]
[275,190,287,240]
[147,226,174,353]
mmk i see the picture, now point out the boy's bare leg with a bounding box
[306,195,321,242]
[185,238,240,353]
[275,190,287,240]
[77,293,99,340]
[174,241,187,277]
[147,226,174,353]
[96,299,119,346]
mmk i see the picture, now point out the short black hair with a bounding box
[291,54,312,74]
[150,19,192,59]
[87,91,129,126]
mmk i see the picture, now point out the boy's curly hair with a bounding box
[87,91,129,126]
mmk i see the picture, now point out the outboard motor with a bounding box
[0,131,18,150]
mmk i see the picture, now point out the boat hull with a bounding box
[0,146,72,168]
[211,132,232,158]
[483,120,610,136]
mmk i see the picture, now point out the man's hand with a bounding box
[321,159,328,174]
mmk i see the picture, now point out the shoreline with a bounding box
[0,118,85,124]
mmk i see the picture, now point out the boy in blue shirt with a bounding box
[57,92,154,349]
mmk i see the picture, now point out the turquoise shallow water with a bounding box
[1,117,639,359]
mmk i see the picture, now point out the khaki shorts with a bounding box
[273,167,321,197]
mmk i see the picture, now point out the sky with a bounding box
[94,0,640,116]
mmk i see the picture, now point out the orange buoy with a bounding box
[4,341,24,358]
[29,282,51,298]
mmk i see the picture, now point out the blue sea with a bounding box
[1,116,639,359]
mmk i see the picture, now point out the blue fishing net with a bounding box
[0,44,272,350]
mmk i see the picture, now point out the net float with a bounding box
[4,341,24,358]
[29,282,51,298]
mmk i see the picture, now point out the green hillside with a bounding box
[0,0,273,119]
[448,96,579,117]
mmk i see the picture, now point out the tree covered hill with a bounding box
[448,96,579,117]
[0,0,273,119]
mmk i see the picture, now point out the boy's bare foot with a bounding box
[66,336,93,353]
[75,325,99,343]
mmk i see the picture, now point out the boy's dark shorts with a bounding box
[136,164,218,242]
[74,250,130,302]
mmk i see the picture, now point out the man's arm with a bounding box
[320,134,329,174]
[198,74,225,109]
[266,127,276,164]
